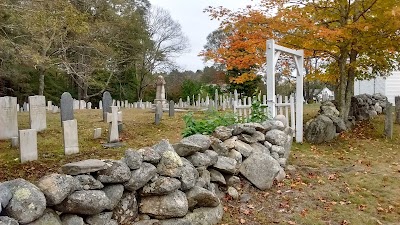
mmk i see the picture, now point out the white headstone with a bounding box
[99,100,103,110]
[118,111,122,122]
[47,101,52,111]
[11,136,19,148]
[93,128,102,139]
[87,102,92,109]
[79,100,86,109]
[28,95,47,132]
[73,100,79,110]
[19,129,38,163]
[0,96,18,140]
[108,106,119,143]
[63,119,79,155]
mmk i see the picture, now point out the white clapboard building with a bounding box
[354,71,400,104]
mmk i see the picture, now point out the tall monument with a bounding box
[154,75,166,105]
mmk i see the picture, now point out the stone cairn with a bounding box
[0,117,293,225]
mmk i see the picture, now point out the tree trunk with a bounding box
[38,69,45,95]
[337,52,348,121]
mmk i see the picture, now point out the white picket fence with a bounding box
[233,94,296,134]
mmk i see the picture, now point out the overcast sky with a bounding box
[149,0,260,72]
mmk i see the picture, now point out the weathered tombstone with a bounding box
[28,95,47,132]
[19,129,38,163]
[93,128,102,139]
[47,101,52,111]
[108,106,119,143]
[384,102,393,139]
[215,89,219,110]
[0,96,18,140]
[87,102,92,109]
[169,100,175,117]
[395,96,400,124]
[23,102,28,112]
[17,104,20,112]
[102,92,112,122]
[79,100,86,109]
[125,100,128,108]
[61,92,74,125]
[63,119,79,155]
[155,113,161,125]
[155,75,166,105]
[52,106,59,114]
[73,100,79,110]
[99,100,103,110]
[11,136,19,148]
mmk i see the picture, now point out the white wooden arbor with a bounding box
[266,39,304,143]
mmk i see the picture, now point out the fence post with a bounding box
[384,102,393,139]
[395,96,400,124]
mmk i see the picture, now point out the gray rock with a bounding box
[160,218,191,225]
[262,120,285,132]
[85,212,112,225]
[228,150,242,166]
[209,169,226,185]
[0,217,18,225]
[212,126,233,141]
[210,137,229,156]
[175,134,211,156]
[196,168,210,188]
[184,204,224,225]
[213,156,237,174]
[152,139,175,155]
[237,134,258,144]
[75,175,104,190]
[187,152,212,167]
[278,158,287,167]
[141,176,181,196]
[320,104,340,117]
[134,220,160,225]
[227,187,239,200]
[265,129,288,146]
[3,179,46,224]
[112,191,138,224]
[239,152,281,190]
[179,158,199,191]
[137,147,161,164]
[185,186,220,209]
[274,115,288,126]
[240,193,251,203]
[326,114,347,133]
[275,168,286,182]
[61,159,107,175]
[271,145,285,155]
[0,184,12,210]
[304,115,336,144]
[53,190,111,215]
[225,175,241,188]
[97,160,131,183]
[271,152,279,160]
[124,163,157,191]
[26,209,62,225]
[242,122,266,132]
[125,149,143,170]
[157,150,183,178]
[140,190,188,219]
[207,183,224,199]
[37,173,80,206]
[223,136,237,149]
[232,124,257,135]
[60,214,84,225]
[253,131,266,142]
[264,141,272,149]
[102,184,124,210]
[204,150,218,165]
[250,142,270,155]
[234,140,253,157]
[108,219,118,225]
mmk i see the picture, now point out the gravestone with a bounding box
[52,106,59,113]
[19,129,38,163]
[47,101,52,111]
[11,136,19,148]
[61,92,74,125]
[93,128,102,139]
[102,92,112,122]
[154,75,166,105]
[99,100,103,110]
[79,100,86,109]
[215,89,219,110]
[73,100,79,110]
[87,102,92,109]
[17,104,20,112]
[29,95,47,132]
[384,102,393,139]
[63,119,79,155]
[0,96,18,140]
[169,100,175,117]
[108,106,119,143]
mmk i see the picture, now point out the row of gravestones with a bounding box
[0,93,123,163]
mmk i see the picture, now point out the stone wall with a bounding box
[350,93,387,121]
[0,118,293,225]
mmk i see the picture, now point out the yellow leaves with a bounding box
[229,72,257,84]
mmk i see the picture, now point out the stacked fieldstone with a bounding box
[350,93,387,121]
[0,117,293,225]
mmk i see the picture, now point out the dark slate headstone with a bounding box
[61,92,74,125]
[169,100,175,117]
[102,92,112,122]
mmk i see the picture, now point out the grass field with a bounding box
[0,105,399,224]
